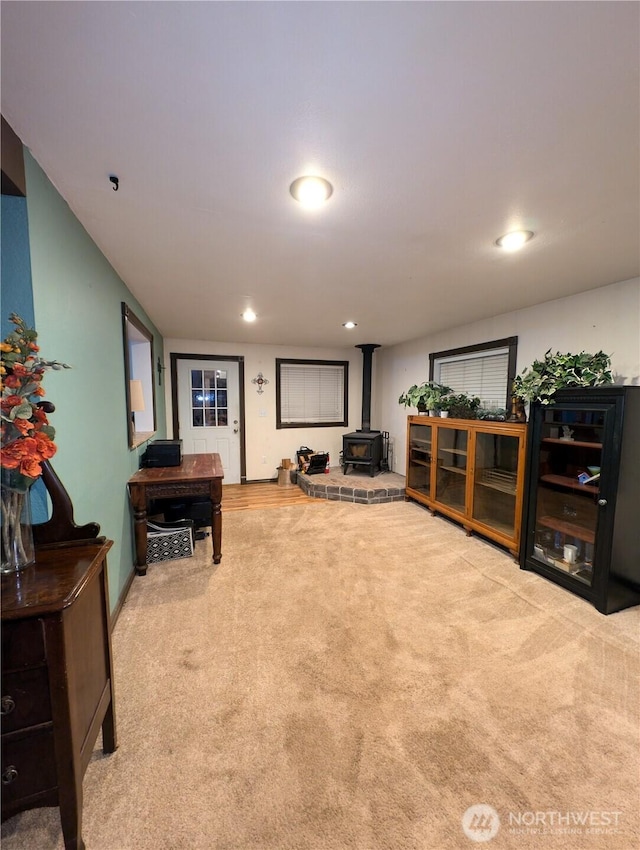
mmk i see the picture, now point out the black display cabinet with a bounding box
[520,386,640,614]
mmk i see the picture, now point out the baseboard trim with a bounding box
[242,477,279,484]
[110,566,136,632]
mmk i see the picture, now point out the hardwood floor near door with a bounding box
[223,482,317,511]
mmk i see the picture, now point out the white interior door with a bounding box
[176,358,241,484]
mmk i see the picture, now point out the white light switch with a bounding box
[259,409,267,417]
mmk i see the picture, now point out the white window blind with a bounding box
[279,362,345,425]
[436,349,509,409]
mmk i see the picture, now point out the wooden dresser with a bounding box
[1,463,117,850]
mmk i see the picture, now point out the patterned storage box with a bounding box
[146,519,195,564]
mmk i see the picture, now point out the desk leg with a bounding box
[211,481,222,564]
[128,484,148,576]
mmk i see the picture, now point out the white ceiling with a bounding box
[2,1,638,349]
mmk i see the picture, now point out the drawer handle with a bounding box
[1,696,16,715]
[2,766,18,785]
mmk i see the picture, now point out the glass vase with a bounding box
[1,486,36,573]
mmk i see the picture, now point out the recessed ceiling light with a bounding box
[342,321,357,329]
[495,230,534,251]
[289,176,333,208]
[241,309,257,322]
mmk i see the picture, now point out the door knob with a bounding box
[597,498,607,506]
[1,696,15,715]
[233,428,239,434]
[2,766,18,785]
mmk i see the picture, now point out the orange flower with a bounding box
[0,453,20,469]
[34,432,56,459]
[1,394,23,410]
[20,456,43,478]
[13,419,33,436]
[2,314,65,482]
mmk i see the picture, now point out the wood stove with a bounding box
[342,430,383,476]
[342,343,383,476]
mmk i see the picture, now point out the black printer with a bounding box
[142,439,183,468]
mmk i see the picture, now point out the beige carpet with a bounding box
[3,501,639,850]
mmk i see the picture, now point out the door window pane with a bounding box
[190,369,229,428]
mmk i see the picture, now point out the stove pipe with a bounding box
[356,344,381,432]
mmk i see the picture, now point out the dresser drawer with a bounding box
[1,667,51,734]
[1,725,57,807]
[1,619,46,670]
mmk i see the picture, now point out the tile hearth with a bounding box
[297,468,406,505]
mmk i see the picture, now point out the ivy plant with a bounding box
[512,350,613,405]
[398,381,452,411]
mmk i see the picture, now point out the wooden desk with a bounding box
[128,453,224,575]
[1,541,117,850]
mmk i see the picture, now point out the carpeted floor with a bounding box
[2,500,639,850]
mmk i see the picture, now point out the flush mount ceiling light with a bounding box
[289,175,333,208]
[495,230,534,251]
[241,308,257,322]
[342,321,357,329]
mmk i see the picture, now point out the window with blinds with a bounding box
[430,337,518,410]
[276,359,349,428]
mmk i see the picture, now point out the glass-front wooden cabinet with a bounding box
[406,416,527,556]
[407,422,433,499]
[472,430,522,540]
[520,386,640,613]
[435,425,468,514]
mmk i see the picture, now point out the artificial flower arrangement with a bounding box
[1,314,70,569]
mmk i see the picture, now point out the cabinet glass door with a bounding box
[407,423,432,496]
[472,432,519,537]
[435,426,467,513]
[530,407,605,586]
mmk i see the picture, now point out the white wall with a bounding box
[164,339,371,481]
[376,277,640,474]
[164,278,638,482]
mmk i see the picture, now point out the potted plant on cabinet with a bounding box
[511,349,614,406]
[439,392,481,419]
[398,381,452,414]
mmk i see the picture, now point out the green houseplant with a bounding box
[398,381,452,413]
[439,392,482,419]
[512,349,613,405]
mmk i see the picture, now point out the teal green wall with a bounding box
[1,195,35,335]
[1,193,48,521]
[23,151,166,611]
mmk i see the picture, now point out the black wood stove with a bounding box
[342,344,383,476]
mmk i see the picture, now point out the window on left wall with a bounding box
[122,303,157,448]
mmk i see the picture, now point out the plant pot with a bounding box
[440,411,449,418]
